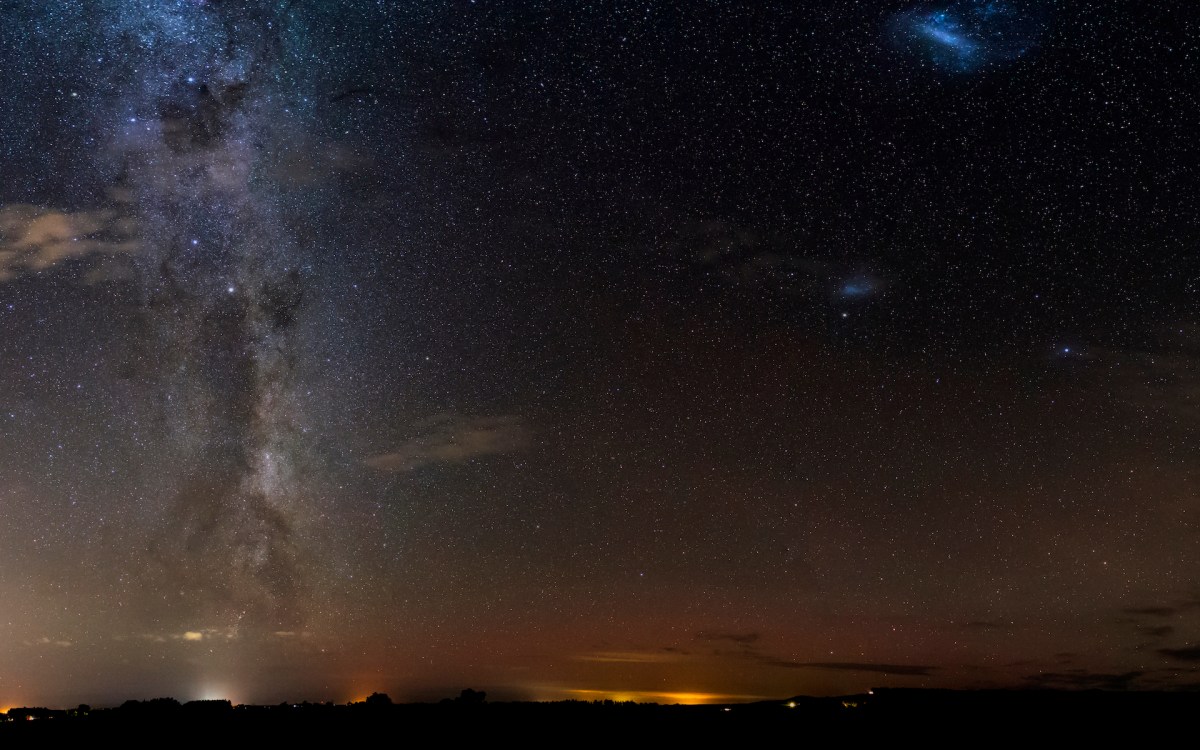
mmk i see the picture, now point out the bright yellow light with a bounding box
[562,688,761,705]
[787,701,797,708]
[195,683,235,703]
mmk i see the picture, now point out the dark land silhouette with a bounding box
[3,688,1197,741]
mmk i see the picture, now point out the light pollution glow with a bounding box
[559,689,769,705]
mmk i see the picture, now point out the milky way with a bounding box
[92,2,317,630]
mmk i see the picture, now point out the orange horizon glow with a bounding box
[559,688,768,705]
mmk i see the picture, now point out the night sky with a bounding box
[2,0,1199,707]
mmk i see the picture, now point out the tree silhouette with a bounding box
[457,689,486,705]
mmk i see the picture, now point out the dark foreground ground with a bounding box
[3,689,1197,742]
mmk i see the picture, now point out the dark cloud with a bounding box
[960,620,1016,632]
[699,632,936,676]
[694,631,761,645]
[1122,606,1178,617]
[1138,626,1176,639]
[1158,646,1200,662]
[737,650,935,676]
[267,140,374,185]
[575,651,688,664]
[795,662,937,677]
[1103,346,1200,424]
[1024,671,1145,690]
[684,220,826,298]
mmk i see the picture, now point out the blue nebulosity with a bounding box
[919,12,976,54]
[839,277,878,299]
[890,1,1043,72]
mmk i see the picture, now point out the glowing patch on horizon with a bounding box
[559,688,769,705]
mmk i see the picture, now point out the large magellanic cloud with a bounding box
[888,1,1045,73]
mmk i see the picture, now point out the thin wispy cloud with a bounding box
[695,631,761,645]
[0,203,139,281]
[1158,646,1200,662]
[574,651,689,664]
[1024,670,1145,690]
[364,413,530,473]
[769,660,937,677]
[25,636,72,648]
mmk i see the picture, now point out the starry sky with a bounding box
[2,0,1199,707]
